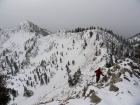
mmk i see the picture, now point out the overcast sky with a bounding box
[0,0,140,38]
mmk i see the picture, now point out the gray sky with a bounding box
[0,0,140,38]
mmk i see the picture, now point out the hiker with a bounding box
[95,67,104,83]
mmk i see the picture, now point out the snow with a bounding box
[0,22,140,105]
[128,33,140,43]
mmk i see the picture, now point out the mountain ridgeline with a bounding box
[0,21,140,105]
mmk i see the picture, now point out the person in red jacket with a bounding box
[95,67,104,83]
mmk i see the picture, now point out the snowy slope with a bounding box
[128,33,140,44]
[0,20,51,46]
[0,22,140,105]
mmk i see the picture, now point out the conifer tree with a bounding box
[68,61,70,66]
[34,75,37,82]
[73,40,75,44]
[14,62,19,74]
[95,46,98,56]
[11,89,18,98]
[72,60,75,65]
[40,77,44,85]
[89,31,93,38]
[96,33,99,40]
[6,56,10,66]
[26,80,29,86]
[44,73,48,84]
[60,58,62,63]
[0,75,11,105]
[31,81,33,87]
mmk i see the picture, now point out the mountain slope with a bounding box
[0,22,140,105]
[128,33,140,44]
[128,33,140,60]
[0,20,52,46]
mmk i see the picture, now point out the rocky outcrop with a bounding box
[112,64,120,72]
[82,85,89,97]
[115,78,122,83]
[23,90,34,97]
[107,69,112,76]
[90,93,101,104]
[128,62,140,69]
[86,90,95,97]
[120,68,132,77]
[109,84,119,92]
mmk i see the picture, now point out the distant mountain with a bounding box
[0,20,52,46]
[0,20,52,36]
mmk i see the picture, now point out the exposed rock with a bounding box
[87,90,95,97]
[113,64,120,70]
[105,83,110,87]
[116,78,122,82]
[116,72,121,78]
[107,69,111,76]
[23,90,34,97]
[93,57,97,61]
[138,64,140,68]
[76,94,80,98]
[119,60,122,63]
[120,68,132,77]
[109,84,119,92]
[110,72,122,83]
[102,75,109,83]
[110,73,116,83]
[128,62,140,69]
[95,82,104,89]
[112,68,116,72]
[90,93,101,104]
[111,73,115,77]
[82,85,89,97]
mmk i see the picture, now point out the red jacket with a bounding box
[95,69,104,77]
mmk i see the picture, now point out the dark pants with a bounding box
[96,76,100,83]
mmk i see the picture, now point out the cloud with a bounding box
[0,0,140,38]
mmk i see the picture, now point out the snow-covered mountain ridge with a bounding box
[128,33,140,44]
[0,20,52,46]
[0,21,140,105]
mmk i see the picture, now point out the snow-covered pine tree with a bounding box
[14,62,19,74]
[72,60,75,65]
[40,77,44,85]
[89,31,93,38]
[44,73,48,84]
